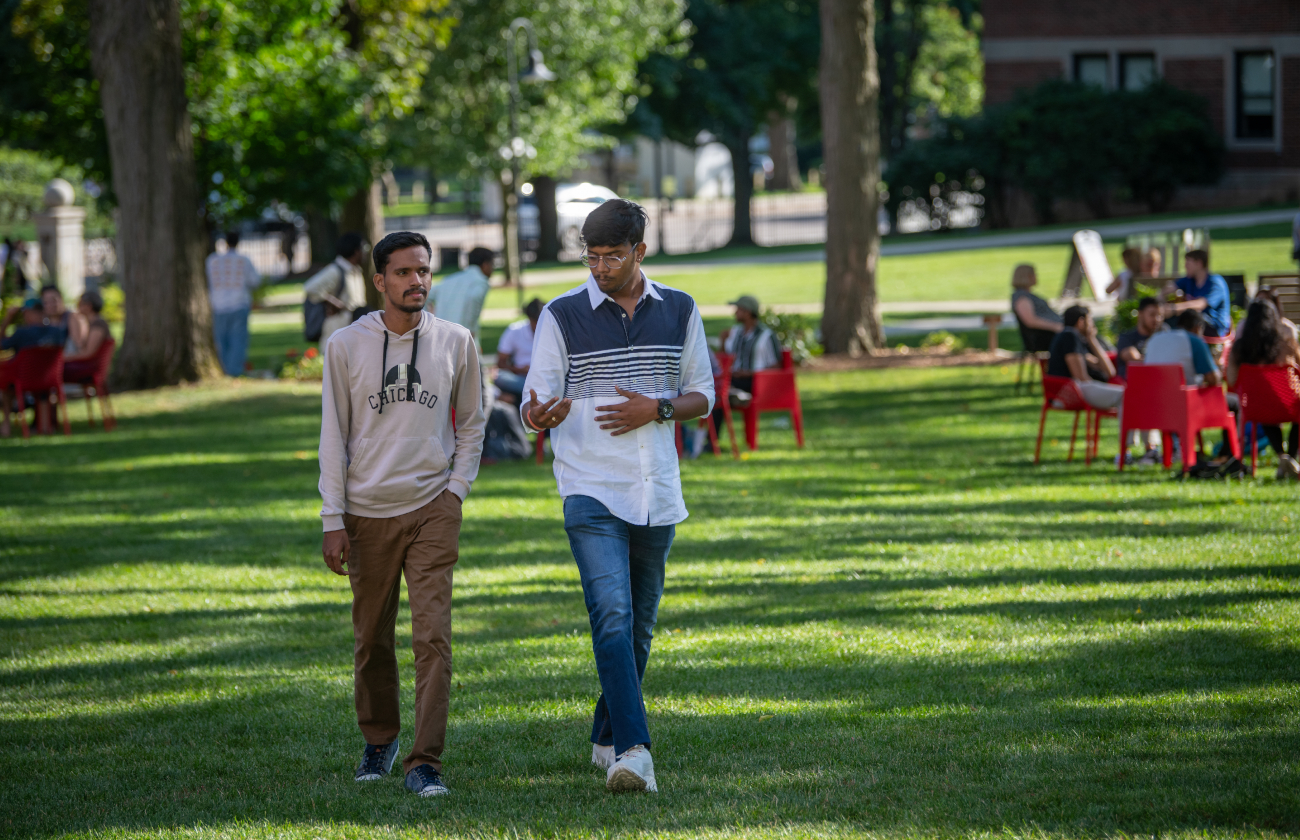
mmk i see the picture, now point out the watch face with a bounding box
[659,399,675,419]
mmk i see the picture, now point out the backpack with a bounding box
[483,401,531,460]
[304,264,345,343]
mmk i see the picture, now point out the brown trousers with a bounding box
[345,490,461,773]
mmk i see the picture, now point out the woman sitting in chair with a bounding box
[1226,300,1300,480]
[62,291,111,383]
[1011,264,1062,353]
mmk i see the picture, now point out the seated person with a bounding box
[721,294,782,399]
[41,284,87,356]
[1115,296,1166,379]
[63,291,112,383]
[494,297,543,403]
[1,300,69,437]
[1010,264,1062,352]
[1167,249,1231,339]
[1226,300,1300,480]
[1046,305,1123,410]
[1145,309,1221,387]
[1242,286,1299,343]
[1106,247,1142,300]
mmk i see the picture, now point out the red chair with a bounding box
[1034,373,1113,465]
[1118,364,1240,472]
[1235,363,1300,475]
[64,337,117,431]
[534,428,548,464]
[6,347,71,438]
[686,353,740,459]
[740,349,805,451]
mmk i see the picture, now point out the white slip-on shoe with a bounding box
[606,744,657,792]
[592,743,615,770]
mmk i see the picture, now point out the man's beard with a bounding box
[393,300,425,313]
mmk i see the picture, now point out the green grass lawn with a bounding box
[2,364,1297,839]
[482,231,1295,315]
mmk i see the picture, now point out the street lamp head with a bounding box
[521,49,556,83]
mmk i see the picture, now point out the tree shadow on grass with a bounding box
[3,627,1297,838]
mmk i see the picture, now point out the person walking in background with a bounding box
[494,297,543,403]
[1226,300,1300,480]
[206,231,263,375]
[1046,305,1123,411]
[426,247,493,345]
[1168,249,1231,339]
[318,231,485,798]
[521,199,713,793]
[304,233,367,345]
[1010,264,1063,352]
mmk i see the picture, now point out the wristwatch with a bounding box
[656,398,675,423]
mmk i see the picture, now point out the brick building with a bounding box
[983,0,1300,213]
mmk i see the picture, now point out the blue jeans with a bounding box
[563,495,674,755]
[212,307,250,376]
[494,370,527,400]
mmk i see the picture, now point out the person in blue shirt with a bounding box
[1169,249,1231,338]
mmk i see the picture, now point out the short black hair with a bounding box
[373,231,431,275]
[1176,309,1204,333]
[40,284,62,298]
[467,247,495,268]
[224,230,241,248]
[80,290,104,313]
[581,198,646,248]
[1185,248,1209,267]
[1062,304,1090,328]
[1137,296,1159,311]
[523,297,544,320]
[336,232,364,260]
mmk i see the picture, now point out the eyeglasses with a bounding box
[580,251,631,270]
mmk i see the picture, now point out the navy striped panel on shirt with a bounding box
[547,284,695,401]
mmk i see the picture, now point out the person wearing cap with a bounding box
[721,294,782,394]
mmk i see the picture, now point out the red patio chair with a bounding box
[64,337,117,431]
[1034,373,1111,465]
[741,349,805,451]
[8,346,71,438]
[1235,363,1300,476]
[1118,364,1240,472]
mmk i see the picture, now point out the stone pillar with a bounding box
[33,178,87,299]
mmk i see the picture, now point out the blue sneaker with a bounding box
[405,764,449,797]
[355,741,399,782]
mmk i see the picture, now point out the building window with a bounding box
[1235,51,1275,140]
[1119,54,1157,91]
[1074,54,1109,88]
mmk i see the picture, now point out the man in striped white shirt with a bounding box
[521,200,714,794]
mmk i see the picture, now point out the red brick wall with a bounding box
[1162,58,1226,136]
[985,61,1064,105]
[985,0,1300,39]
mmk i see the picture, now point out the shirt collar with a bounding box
[333,255,354,271]
[584,270,662,310]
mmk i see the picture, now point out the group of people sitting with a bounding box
[0,284,112,436]
[1013,248,1299,477]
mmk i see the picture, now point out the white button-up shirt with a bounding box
[523,274,714,526]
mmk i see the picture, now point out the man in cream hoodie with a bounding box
[319,230,485,798]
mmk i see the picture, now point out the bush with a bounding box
[760,308,822,363]
[885,79,1226,228]
[1111,282,1161,335]
[97,281,125,324]
[920,330,967,352]
[277,346,324,380]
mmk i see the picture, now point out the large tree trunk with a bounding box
[819,0,884,355]
[340,179,385,309]
[304,205,339,268]
[533,174,559,263]
[726,135,754,248]
[89,0,217,388]
[768,98,802,192]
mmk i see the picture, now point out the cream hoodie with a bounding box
[319,310,485,531]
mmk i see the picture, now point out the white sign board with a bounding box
[1072,229,1115,301]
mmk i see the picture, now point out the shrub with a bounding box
[760,308,822,363]
[278,346,324,380]
[885,79,1226,228]
[920,330,967,352]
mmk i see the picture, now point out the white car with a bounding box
[519,182,620,254]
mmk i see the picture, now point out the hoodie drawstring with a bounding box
[379,330,389,414]
[377,318,420,414]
